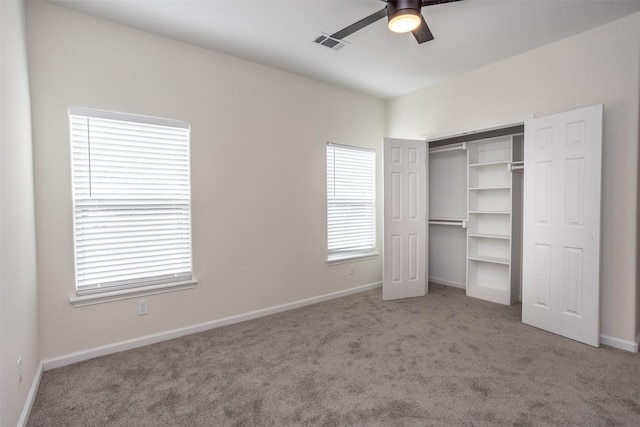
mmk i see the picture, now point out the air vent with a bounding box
[314,33,349,51]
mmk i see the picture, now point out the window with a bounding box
[326,143,376,262]
[69,107,193,296]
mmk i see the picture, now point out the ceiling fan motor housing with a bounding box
[387,0,422,19]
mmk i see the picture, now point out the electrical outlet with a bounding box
[17,356,23,386]
[137,299,149,316]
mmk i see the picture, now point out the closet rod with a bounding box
[428,219,467,228]
[429,143,466,154]
[507,162,524,172]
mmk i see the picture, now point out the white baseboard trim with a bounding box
[429,277,465,290]
[600,334,639,353]
[43,281,382,370]
[18,361,43,427]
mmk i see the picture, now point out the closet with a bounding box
[427,128,524,306]
[382,104,603,347]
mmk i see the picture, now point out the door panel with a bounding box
[522,104,602,346]
[383,138,428,300]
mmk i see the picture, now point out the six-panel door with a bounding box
[383,138,428,300]
[522,104,603,347]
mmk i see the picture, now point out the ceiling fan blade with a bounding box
[331,8,388,40]
[412,14,434,44]
[421,0,463,6]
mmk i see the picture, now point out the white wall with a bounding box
[387,12,640,344]
[26,1,385,361]
[0,0,41,425]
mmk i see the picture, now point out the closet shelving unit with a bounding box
[465,136,523,305]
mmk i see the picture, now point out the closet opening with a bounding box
[428,125,524,306]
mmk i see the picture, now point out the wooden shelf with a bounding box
[468,160,510,168]
[468,233,510,240]
[469,211,510,215]
[468,255,510,265]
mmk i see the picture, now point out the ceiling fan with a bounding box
[315,0,463,48]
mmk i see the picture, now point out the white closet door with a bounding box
[383,138,428,300]
[522,104,603,347]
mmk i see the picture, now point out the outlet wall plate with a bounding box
[137,299,149,316]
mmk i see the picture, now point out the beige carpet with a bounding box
[27,284,640,426]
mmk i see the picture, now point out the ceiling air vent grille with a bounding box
[314,34,349,51]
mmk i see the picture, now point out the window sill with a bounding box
[327,252,379,265]
[69,279,197,307]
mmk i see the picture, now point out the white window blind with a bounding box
[326,143,376,260]
[69,107,192,295]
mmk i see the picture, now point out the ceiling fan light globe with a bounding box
[388,11,421,33]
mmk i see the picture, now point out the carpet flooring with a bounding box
[27,284,640,426]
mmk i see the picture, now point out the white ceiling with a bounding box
[49,0,640,99]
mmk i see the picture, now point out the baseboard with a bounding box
[429,277,465,290]
[43,281,382,370]
[17,360,43,427]
[600,334,639,353]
